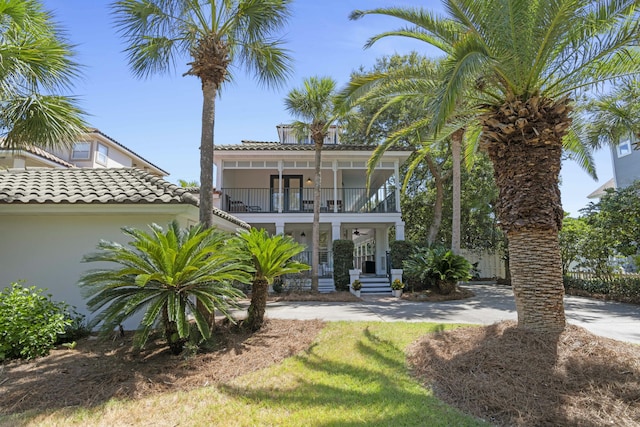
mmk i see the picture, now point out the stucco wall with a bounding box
[0,212,190,329]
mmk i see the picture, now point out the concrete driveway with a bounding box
[263,284,640,344]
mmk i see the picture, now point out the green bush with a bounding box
[333,240,354,291]
[563,274,640,303]
[390,240,414,269]
[403,246,472,294]
[0,282,73,360]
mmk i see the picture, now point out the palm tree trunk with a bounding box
[451,129,463,255]
[311,139,322,293]
[482,96,570,333]
[246,279,269,331]
[199,80,216,228]
[508,228,565,331]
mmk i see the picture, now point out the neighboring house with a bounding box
[610,139,640,189]
[0,128,167,176]
[588,140,640,200]
[213,124,413,289]
[0,168,248,324]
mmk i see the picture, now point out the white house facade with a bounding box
[213,125,413,287]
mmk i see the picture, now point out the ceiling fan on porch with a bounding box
[353,228,368,236]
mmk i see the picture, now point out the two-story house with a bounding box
[213,125,413,287]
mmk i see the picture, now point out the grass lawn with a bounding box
[3,322,486,426]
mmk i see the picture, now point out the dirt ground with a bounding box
[2,293,638,426]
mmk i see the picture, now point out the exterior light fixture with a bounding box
[306,177,312,185]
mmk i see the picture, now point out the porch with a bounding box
[220,187,397,214]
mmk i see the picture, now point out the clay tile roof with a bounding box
[0,168,248,228]
[215,141,414,152]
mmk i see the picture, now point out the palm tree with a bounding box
[80,221,251,354]
[1,0,87,150]
[233,228,309,331]
[338,57,479,250]
[582,79,640,152]
[351,1,640,332]
[284,76,338,292]
[113,0,292,228]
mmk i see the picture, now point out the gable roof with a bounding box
[216,141,414,152]
[88,128,169,176]
[0,168,248,228]
[587,178,616,199]
[0,142,74,168]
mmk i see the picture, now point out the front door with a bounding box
[271,175,302,212]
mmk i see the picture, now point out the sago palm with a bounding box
[80,221,252,354]
[0,0,87,150]
[113,0,292,227]
[284,76,338,292]
[233,228,309,331]
[352,0,640,332]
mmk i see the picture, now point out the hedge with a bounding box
[563,273,640,304]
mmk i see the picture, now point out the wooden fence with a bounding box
[459,249,506,279]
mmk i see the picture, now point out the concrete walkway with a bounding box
[263,284,640,344]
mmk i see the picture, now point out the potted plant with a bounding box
[391,279,405,297]
[351,279,362,297]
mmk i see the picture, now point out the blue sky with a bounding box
[41,0,612,217]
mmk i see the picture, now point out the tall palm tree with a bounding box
[1,0,87,150]
[284,76,338,292]
[233,228,309,331]
[113,0,292,228]
[351,1,640,332]
[80,221,251,354]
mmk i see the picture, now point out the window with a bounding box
[96,143,108,165]
[71,142,91,160]
[617,140,632,158]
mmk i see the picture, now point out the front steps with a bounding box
[359,275,392,295]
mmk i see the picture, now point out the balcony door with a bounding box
[271,175,302,212]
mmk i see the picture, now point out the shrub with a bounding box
[403,246,472,295]
[351,280,362,290]
[0,282,73,360]
[563,274,640,304]
[80,221,251,355]
[333,240,354,291]
[390,240,414,269]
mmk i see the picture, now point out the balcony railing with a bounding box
[220,188,397,214]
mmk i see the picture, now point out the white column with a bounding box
[277,160,283,213]
[395,222,405,240]
[332,160,338,212]
[376,228,388,275]
[331,222,341,241]
[275,221,285,236]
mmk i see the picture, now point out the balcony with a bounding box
[220,187,397,214]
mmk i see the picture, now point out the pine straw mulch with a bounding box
[0,319,324,416]
[407,321,640,427]
[402,286,475,302]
